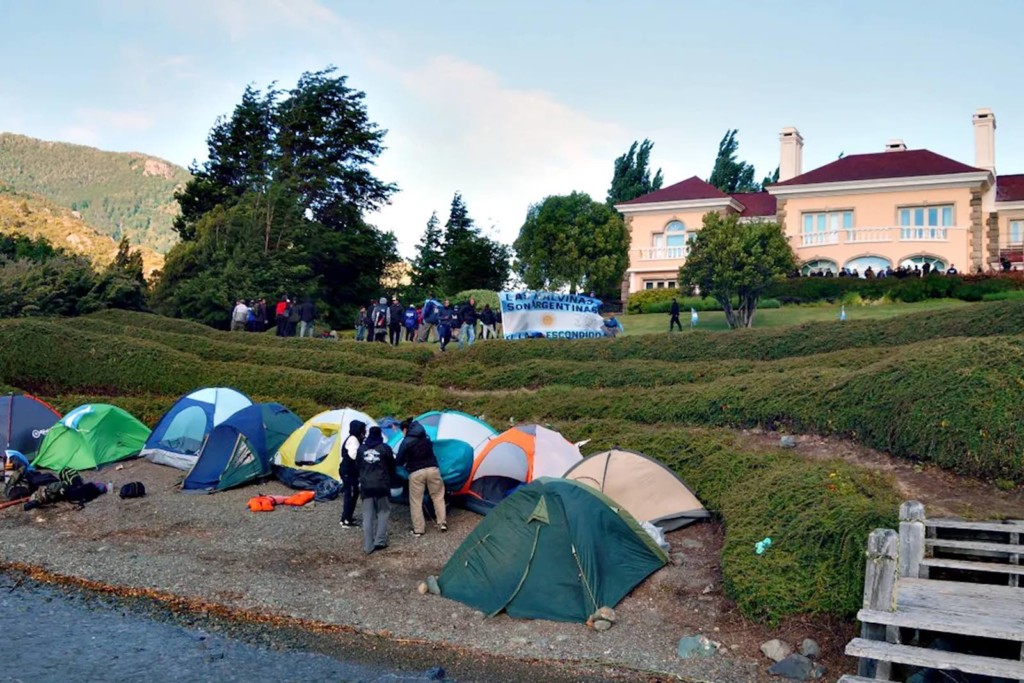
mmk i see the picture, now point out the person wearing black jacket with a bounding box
[298,297,317,338]
[436,300,454,352]
[388,298,403,346]
[339,420,366,528]
[669,298,682,332]
[479,303,496,339]
[357,426,396,553]
[458,298,478,349]
[396,419,446,536]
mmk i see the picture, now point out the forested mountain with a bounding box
[0,133,190,252]
[0,185,163,275]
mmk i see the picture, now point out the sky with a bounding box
[2,0,1023,256]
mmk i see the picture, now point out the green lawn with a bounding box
[619,298,971,335]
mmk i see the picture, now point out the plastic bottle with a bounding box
[106,481,114,495]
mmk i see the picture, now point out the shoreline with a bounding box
[0,562,684,683]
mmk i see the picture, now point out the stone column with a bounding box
[987,212,1001,269]
[970,191,984,273]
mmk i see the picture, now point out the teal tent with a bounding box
[438,478,667,622]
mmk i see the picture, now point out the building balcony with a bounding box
[796,226,965,249]
[998,241,1024,265]
[636,246,688,261]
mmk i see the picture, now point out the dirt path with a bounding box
[736,429,1024,519]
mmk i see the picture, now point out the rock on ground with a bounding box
[799,638,820,660]
[768,653,823,680]
[677,635,716,659]
[760,638,793,662]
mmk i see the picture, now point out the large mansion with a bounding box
[615,109,1024,296]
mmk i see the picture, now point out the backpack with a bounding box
[119,482,146,499]
[423,300,438,325]
[374,308,386,329]
[359,447,390,494]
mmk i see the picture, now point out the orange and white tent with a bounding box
[564,449,708,531]
[453,424,582,514]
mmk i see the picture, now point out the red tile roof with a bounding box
[772,149,984,187]
[619,176,730,205]
[997,174,1024,202]
[731,191,777,217]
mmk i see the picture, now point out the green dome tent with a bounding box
[32,404,150,471]
[438,478,667,622]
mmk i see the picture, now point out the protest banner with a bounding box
[499,291,605,340]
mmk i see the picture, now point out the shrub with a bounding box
[641,298,781,314]
[625,288,681,313]
[765,273,1024,304]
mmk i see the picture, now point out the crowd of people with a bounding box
[797,262,959,279]
[230,296,320,337]
[337,416,448,554]
[354,294,501,351]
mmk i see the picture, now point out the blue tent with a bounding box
[388,410,496,455]
[390,438,475,505]
[1,393,60,457]
[182,403,301,493]
[142,387,252,470]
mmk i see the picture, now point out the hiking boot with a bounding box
[438,522,448,532]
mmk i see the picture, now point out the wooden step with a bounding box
[921,557,1024,576]
[928,518,1024,534]
[836,676,878,683]
[846,638,1024,679]
[858,606,1023,641]
[926,538,1024,554]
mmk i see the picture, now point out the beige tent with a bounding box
[564,449,709,531]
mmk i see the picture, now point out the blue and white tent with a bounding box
[142,387,252,470]
[387,410,497,455]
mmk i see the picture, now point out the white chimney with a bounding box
[885,139,907,152]
[973,108,996,211]
[778,127,803,182]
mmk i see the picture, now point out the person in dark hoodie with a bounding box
[339,420,366,528]
[388,297,404,346]
[396,418,446,536]
[357,426,396,553]
[298,297,317,338]
[436,299,454,352]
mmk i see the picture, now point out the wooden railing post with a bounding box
[859,528,899,678]
[899,501,926,579]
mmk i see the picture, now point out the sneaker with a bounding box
[439,523,448,532]
[374,543,388,550]
[410,530,424,537]
[340,520,357,528]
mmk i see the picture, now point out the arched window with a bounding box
[665,221,687,248]
[800,259,838,276]
[901,255,946,271]
[844,256,891,277]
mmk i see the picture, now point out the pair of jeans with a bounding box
[407,467,446,534]
[355,325,366,342]
[480,324,496,339]
[389,325,402,345]
[361,496,391,553]
[458,324,476,349]
[438,324,452,351]
[299,320,314,337]
[417,322,436,343]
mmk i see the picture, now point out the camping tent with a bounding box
[182,403,302,493]
[32,404,150,471]
[1,393,60,456]
[142,388,252,470]
[453,424,582,514]
[390,438,475,505]
[564,449,709,531]
[439,477,667,622]
[388,410,496,454]
[274,408,376,481]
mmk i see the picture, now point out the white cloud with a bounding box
[370,56,626,257]
[76,108,155,131]
[181,0,347,42]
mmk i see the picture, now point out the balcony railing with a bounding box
[999,241,1024,264]
[637,246,687,260]
[798,226,959,248]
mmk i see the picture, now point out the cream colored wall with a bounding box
[625,207,728,293]
[780,186,976,270]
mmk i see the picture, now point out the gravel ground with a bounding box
[0,460,853,682]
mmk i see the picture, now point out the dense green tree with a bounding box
[708,130,760,193]
[678,213,796,329]
[110,236,146,285]
[761,166,780,188]
[515,191,629,296]
[439,192,511,294]
[607,139,663,206]
[158,67,399,328]
[410,211,444,294]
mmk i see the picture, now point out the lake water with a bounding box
[0,576,441,683]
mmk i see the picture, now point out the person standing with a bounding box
[669,298,682,332]
[355,307,367,342]
[357,426,396,554]
[371,297,390,343]
[417,294,440,343]
[339,420,366,529]
[298,297,317,338]
[230,299,248,332]
[403,304,418,342]
[437,299,454,352]
[257,298,268,332]
[396,418,446,536]
[458,298,478,349]
[479,303,496,340]
[603,314,624,338]
[275,296,288,336]
[286,298,300,337]
[388,297,404,346]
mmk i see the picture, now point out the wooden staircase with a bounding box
[843,501,1024,682]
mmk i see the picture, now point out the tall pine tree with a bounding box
[411,211,444,294]
[708,130,760,193]
[607,139,664,206]
[439,192,510,294]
